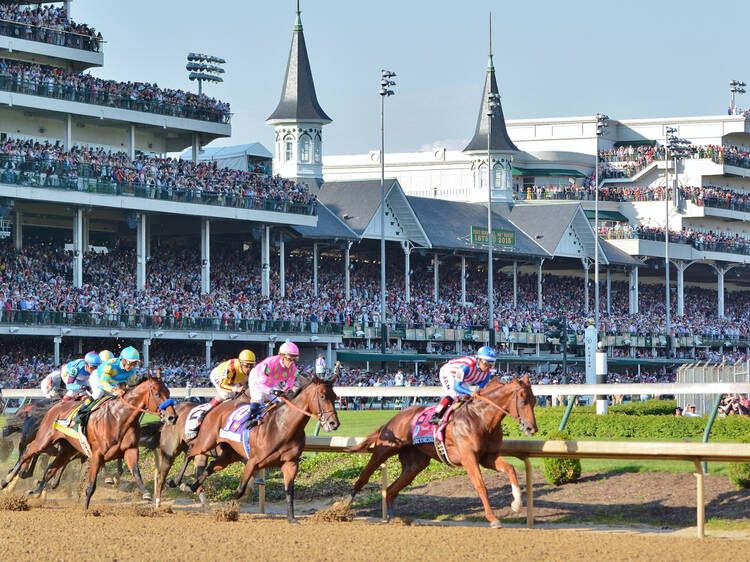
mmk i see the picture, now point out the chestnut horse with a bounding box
[1,375,177,509]
[343,376,537,527]
[178,376,340,523]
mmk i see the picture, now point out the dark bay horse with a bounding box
[1,375,177,509]
[343,376,537,527]
[179,376,340,523]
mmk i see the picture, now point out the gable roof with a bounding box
[317,179,393,236]
[290,202,358,240]
[507,203,579,255]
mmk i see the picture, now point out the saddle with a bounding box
[411,400,467,467]
[53,397,110,458]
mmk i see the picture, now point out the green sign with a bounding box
[470,226,516,247]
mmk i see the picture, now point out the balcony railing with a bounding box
[603,228,750,256]
[0,155,317,216]
[0,73,230,124]
[0,17,102,53]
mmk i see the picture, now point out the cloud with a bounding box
[417,138,469,152]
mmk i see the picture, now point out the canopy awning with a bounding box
[584,210,629,222]
[613,140,658,148]
[512,167,587,178]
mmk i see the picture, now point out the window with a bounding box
[284,136,294,162]
[478,164,488,190]
[300,135,311,163]
[314,136,322,163]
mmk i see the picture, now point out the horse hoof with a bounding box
[154,498,161,509]
[24,489,36,497]
[142,492,152,501]
[167,479,177,488]
[288,517,300,525]
[104,477,114,485]
[490,520,503,529]
[0,480,7,489]
[179,483,192,494]
[511,499,522,513]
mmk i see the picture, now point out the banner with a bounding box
[470,226,516,247]
[584,325,597,385]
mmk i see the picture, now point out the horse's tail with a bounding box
[1,414,25,438]
[346,426,383,453]
[139,421,162,451]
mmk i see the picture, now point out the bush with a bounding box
[541,430,581,486]
[728,433,750,489]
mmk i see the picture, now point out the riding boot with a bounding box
[247,402,262,427]
[196,397,221,422]
[429,396,453,425]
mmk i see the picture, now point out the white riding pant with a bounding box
[438,368,462,400]
[209,369,238,401]
[41,370,61,399]
[248,367,276,403]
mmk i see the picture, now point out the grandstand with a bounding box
[0,3,748,392]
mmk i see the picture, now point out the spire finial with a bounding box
[295,0,303,31]
[488,12,494,71]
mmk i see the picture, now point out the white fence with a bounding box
[676,361,750,414]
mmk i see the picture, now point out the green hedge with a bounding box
[542,430,581,485]
[502,402,750,442]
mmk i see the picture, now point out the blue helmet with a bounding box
[476,346,497,363]
[120,346,140,362]
[84,351,101,367]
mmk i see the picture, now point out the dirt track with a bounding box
[0,502,746,562]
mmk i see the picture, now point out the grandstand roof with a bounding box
[407,196,548,257]
[179,142,272,161]
[463,53,519,153]
[600,238,643,267]
[266,10,331,125]
[290,202,358,240]
[317,179,399,236]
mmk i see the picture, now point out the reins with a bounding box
[119,379,174,415]
[278,388,335,424]
[471,386,520,422]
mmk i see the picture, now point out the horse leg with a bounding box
[105,459,123,487]
[233,457,258,500]
[481,453,522,513]
[280,461,299,524]
[84,454,103,510]
[346,445,399,505]
[123,447,151,501]
[19,454,39,480]
[27,445,75,497]
[2,434,48,489]
[462,453,501,528]
[171,452,194,490]
[383,447,430,521]
[154,450,174,508]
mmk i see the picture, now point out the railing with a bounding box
[0,156,317,215]
[0,17,102,52]
[0,73,230,124]
[683,189,750,214]
[603,228,750,255]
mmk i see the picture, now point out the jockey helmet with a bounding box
[120,346,141,362]
[84,351,101,367]
[99,350,114,362]
[238,349,256,365]
[476,346,497,363]
[279,341,299,357]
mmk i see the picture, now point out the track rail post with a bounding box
[257,469,266,514]
[381,463,388,520]
[523,457,534,528]
[694,459,705,538]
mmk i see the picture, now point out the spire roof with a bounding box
[267,7,331,124]
[463,15,518,153]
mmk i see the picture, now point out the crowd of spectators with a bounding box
[0,3,101,51]
[0,137,316,211]
[602,223,750,255]
[0,58,230,123]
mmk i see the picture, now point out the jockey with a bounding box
[429,346,496,425]
[195,349,257,422]
[247,341,299,426]
[60,351,101,400]
[40,369,64,400]
[88,346,141,400]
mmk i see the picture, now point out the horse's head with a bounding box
[300,375,340,432]
[130,374,177,425]
[512,374,538,436]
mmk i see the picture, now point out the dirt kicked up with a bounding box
[0,503,746,562]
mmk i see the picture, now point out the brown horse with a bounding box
[1,375,177,509]
[343,376,537,527]
[180,376,340,523]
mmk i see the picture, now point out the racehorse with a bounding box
[343,376,537,528]
[179,375,339,523]
[1,375,177,509]
[0,398,57,479]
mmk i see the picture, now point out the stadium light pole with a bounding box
[729,80,746,115]
[187,52,226,95]
[664,126,677,351]
[487,91,501,347]
[379,70,396,354]
[594,113,608,334]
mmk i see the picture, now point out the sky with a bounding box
[75,0,748,155]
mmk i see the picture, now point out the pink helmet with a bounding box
[279,341,299,357]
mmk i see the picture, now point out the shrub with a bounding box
[728,433,750,489]
[541,430,581,486]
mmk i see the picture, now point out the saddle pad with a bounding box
[412,407,437,444]
[222,404,253,433]
[184,402,213,437]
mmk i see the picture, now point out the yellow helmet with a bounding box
[238,349,256,365]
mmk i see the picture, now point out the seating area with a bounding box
[0,3,102,52]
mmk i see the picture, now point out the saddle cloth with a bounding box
[218,404,254,459]
[53,397,111,458]
[411,401,460,445]
[184,403,212,440]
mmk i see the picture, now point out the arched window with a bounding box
[284,136,294,162]
[494,163,509,191]
[478,164,488,190]
[314,136,322,163]
[300,135,312,163]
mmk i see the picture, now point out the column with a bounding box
[192,133,200,164]
[261,225,270,298]
[582,258,590,314]
[313,242,319,297]
[537,259,544,309]
[142,339,150,370]
[433,253,439,303]
[595,342,608,415]
[82,213,89,252]
[606,268,612,316]
[513,260,518,308]
[717,267,725,318]
[53,336,61,366]
[629,266,639,315]
[402,241,412,302]
[128,124,136,160]
[279,237,286,298]
[326,342,332,374]
[344,241,352,301]
[461,256,466,305]
[676,261,685,317]
[13,209,22,250]
[267,341,274,357]
[200,218,210,294]
[72,207,83,288]
[64,113,72,151]
[136,213,146,291]
[205,340,212,369]
[145,218,151,259]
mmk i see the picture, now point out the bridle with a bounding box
[471,384,524,425]
[120,378,175,417]
[278,383,337,427]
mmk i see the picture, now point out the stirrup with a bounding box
[247,417,260,428]
[428,413,442,425]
